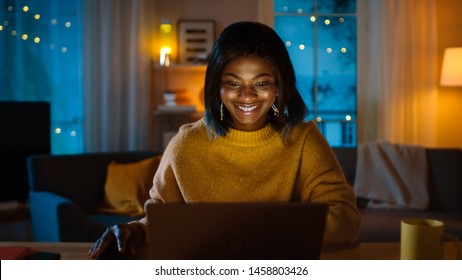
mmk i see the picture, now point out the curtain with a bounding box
[357,0,438,147]
[83,0,156,152]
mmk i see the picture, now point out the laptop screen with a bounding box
[146,202,328,260]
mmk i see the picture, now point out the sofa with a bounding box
[27,151,160,242]
[28,147,461,243]
[333,147,462,242]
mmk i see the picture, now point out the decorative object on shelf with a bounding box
[163,91,176,106]
[440,47,462,86]
[178,20,215,64]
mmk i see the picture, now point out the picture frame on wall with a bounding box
[178,20,215,64]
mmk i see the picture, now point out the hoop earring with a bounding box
[220,102,224,121]
[271,104,280,117]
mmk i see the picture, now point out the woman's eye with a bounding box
[224,81,240,87]
[255,81,271,87]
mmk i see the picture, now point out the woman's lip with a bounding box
[237,104,258,112]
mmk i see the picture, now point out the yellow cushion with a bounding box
[95,156,161,217]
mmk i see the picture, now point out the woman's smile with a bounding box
[237,104,258,113]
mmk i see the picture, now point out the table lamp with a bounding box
[440,47,462,86]
[159,20,173,67]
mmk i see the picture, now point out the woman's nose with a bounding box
[238,85,258,99]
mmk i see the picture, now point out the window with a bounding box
[274,0,357,147]
[0,0,83,154]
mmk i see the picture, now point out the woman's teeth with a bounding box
[238,105,258,112]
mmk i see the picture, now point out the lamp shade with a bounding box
[440,47,462,86]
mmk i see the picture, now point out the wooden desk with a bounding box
[1,242,459,260]
[322,242,459,260]
[0,242,93,260]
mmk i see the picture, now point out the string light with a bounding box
[1,6,73,49]
[310,16,316,22]
[341,47,347,53]
[324,19,331,25]
[326,48,332,53]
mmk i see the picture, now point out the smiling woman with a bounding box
[88,21,361,260]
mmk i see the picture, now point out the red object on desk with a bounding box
[0,246,38,260]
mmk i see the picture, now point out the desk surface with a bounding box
[322,242,459,260]
[0,242,459,260]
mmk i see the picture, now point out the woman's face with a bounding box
[220,55,278,131]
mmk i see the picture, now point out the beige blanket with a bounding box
[353,140,429,210]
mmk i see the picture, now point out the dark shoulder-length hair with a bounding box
[204,21,308,143]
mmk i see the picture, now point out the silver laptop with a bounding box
[145,202,328,260]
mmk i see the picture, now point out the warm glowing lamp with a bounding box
[159,20,173,67]
[160,46,172,66]
[440,47,462,86]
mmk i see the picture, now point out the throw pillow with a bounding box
[95,155,161,217]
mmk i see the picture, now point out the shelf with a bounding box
[151,62,207,151]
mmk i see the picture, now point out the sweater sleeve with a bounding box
[298,123,361,245]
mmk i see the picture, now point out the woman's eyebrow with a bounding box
[254,73,274,79]
[221,73,274,79]
[221,73,240,79]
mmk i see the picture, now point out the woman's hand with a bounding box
[88,223,145,259]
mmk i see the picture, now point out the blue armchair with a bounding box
[27,151,160,242]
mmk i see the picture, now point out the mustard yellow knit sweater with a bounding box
[138,118,361,245]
